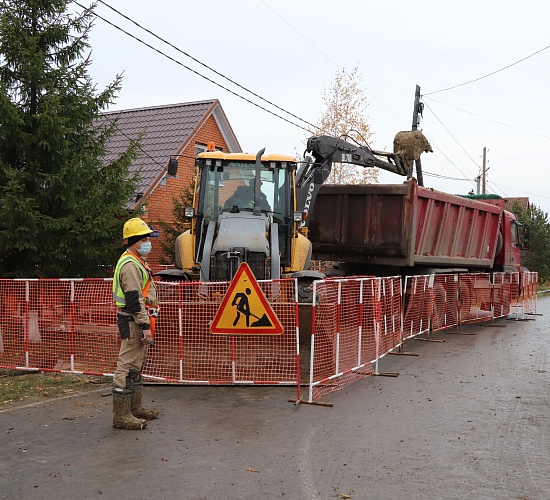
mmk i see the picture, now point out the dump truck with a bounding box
[301,132,527,276]
[307,180,528,277]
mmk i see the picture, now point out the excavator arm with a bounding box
[295,132,432,227]
[305,135,410,177]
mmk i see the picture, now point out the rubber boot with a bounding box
[112,389,148,430]
[130,382,159,420]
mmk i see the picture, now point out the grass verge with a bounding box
[0,371,110,405]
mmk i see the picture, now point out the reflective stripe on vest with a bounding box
[112,252,150,307]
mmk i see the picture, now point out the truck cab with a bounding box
[494,210,528,273]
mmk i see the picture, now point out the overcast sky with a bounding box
[86,0,550,214]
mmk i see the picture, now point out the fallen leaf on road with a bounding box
[245,467,260,473]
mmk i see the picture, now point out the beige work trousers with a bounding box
[113,321,148,389]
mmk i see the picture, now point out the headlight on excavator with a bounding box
[184,207,195,218]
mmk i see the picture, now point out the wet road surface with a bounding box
[1,297,549,500]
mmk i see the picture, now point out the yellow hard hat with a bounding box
[123,218,152,239]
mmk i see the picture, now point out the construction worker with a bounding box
[111,217,159,430]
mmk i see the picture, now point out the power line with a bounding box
[96,0,318,131]
[259,0,339,68]
[424,96,550,140]
[423,171,473,182]
[422,99,549,201]
[259,0,406,130]
[74,2,312,132]
[424,44,550,95]
[79,1,548,207]
[485,175,507,197]
[422,101,479,180]
[489,180,550,201]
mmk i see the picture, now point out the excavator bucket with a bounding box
[393,130,433,161]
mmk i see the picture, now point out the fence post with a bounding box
[70,280,75,372]
[308,280,318,403]
[357,279,364,368]
[295,278,301,401]
[25,280,29,368]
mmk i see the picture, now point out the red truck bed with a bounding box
[308,179,502,269]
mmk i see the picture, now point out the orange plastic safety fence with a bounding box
[0,279,117,374]
[308,277,401,402]
[402,275,433,340]
[143,279,299,384]
[0,278,299,387]
[522,272,538,315]
[458,273,492,325]
[432,274,459,333]
[509,272,538,319]
[377,277,403,356]
[492,272,514,320]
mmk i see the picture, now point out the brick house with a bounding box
[100,100,241,266]
[503,197,530,213]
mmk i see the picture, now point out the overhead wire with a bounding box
[424,44,550,95]
[420,41,550,201]
[489,181,550,201]
[258,0,339,68]
[74,1,313,132]
[424,98,550,201]
[422,101,479,170]
[423,171,473,182]
[423,96,550,140]
[95,0,318,131]
[258,0,407,129]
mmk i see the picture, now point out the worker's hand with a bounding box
[141,329,154,345]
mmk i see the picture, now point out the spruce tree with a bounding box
[0,0,140,277]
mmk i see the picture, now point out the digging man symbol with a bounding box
[231,287,272,328]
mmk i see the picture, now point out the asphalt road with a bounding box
[1,297,549,500]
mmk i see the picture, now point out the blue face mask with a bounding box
[137,241,152,256]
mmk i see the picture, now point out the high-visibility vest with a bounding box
[112,252,150,308]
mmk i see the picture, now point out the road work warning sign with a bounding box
[210,262,284,335]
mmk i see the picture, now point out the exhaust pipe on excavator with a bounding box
[253,147,266,217]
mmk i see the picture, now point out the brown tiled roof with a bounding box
[503,197,530,213]
[97,100,239,209]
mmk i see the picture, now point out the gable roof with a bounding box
[98,99,241,209]
[504,197,530,213]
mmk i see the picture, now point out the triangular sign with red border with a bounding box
[210,262,283,335]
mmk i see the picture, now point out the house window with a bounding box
[195,143,207,156]
[195,142,224,155]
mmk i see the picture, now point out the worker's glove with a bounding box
[141,329,154,345]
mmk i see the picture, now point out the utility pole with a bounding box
[412,85,422,130]
[482,147,487,194]
[411,85,424,186]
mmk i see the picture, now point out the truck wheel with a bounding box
[292,271,325,304]
[459,281,472,317]
[297,278,314,303]
[495,232,503,256]
[432,282,445,331]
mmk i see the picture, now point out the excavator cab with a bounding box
[174,150,311,282]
